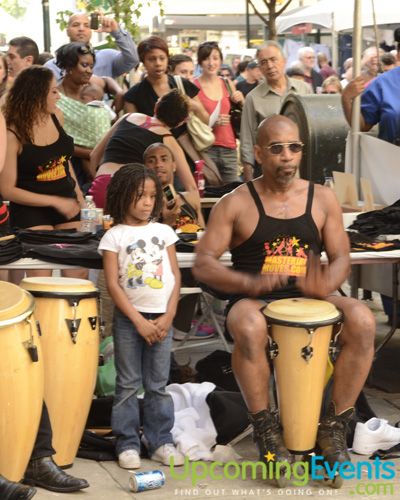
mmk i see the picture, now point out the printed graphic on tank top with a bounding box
[262,235,310,277]
[36,155,69,182]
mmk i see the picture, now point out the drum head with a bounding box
[0,281,34,325]
[263,297,341,325]
[20,277,97,294]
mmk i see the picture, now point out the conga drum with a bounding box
[263,297,342,453]
[20,277,100,467]
[0,281,44,481]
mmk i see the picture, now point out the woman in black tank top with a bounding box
[0,66,86,278]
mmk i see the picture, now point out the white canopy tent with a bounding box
[277,0,400,71]
[277,0,400,34]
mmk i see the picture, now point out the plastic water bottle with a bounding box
[80,195,97,233]
[194,160,205,197]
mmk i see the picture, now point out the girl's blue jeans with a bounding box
[111,308,174,455]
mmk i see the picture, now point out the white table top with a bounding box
[2,249,400,270]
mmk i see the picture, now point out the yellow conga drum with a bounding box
[263,297,342,453]
[20,277,100,467]
[0,281,44,481]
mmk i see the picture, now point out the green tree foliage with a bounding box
[2,0,27,18]
[56,0,164,43]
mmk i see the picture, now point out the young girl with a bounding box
[99,163,184,469]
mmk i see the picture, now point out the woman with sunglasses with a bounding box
[55,42,123,188]
[194,42,244,184]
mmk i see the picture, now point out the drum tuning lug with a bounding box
[23,341,39,362]
[88,316,97,330]
[65,318,81,343]
[329,339,338,358]
[301,345,314,362]
[68,298,81,307]
[268,340,279,359]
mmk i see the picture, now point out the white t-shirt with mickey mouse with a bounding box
[99,222,179,313]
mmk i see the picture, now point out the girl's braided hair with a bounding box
[105,163,163,225]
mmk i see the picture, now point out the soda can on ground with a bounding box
[129,470,166,492]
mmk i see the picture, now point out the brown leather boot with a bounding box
[248,408,291,464]
[317,401,355,466]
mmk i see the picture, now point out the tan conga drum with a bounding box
[0,281,44,481]
[263,297,342,453]
[20,277,100,467]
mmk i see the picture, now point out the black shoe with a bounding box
[248,408,291,463]
[23,456,89,493]
[0,474,36,500]
[317,401,354,466]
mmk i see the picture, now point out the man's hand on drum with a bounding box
[297,252,334,299]
[246,273,289,297]
[136,316,160,346]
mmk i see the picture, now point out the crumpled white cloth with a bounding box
[166,382,242,462]
[167,382,217,461]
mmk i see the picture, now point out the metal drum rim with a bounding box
[0,291,35,328]
[24,290,99,299]
[263,311,343,329]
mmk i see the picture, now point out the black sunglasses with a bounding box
[265,142,304,155]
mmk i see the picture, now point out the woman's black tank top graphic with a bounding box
[230,181,322,301]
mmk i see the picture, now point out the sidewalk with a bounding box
[33,294,400,499]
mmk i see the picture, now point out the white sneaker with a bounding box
[118,449,141,469]
[352,418,400,455]
[151,443,185,466]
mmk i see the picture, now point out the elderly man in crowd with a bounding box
[46,11,138,81]
[240,41,311,181]
[298,46,323,92]
[360,46,383,84]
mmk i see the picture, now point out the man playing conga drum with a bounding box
[193,115,375,471]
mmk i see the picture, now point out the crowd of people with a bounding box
[0,8,399,499]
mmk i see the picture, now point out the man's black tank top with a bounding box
[102,115,172,165]
[230,181,322,302]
